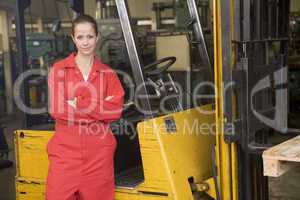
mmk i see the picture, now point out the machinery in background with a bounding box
[9,33,75,127]
[10,33,75,76]
[152,0,210,31]
[96,18,131,69]
[96,0,118,19]
[95,0,156,70]
[26,33,74,112]
[152,1,177,30]
[25,33,75,69]
[96,11,157,70]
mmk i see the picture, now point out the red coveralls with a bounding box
[46,53,124,200]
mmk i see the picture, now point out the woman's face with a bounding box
[72,22,98,56]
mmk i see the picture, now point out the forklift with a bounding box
[114,0,291,199]
[14,0,293,200]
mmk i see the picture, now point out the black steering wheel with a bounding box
[143,56,176,77]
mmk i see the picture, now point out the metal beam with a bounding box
[243,0,251,41]
[0,11,14,114]
[220,0,233,134]
[115,0,153,117]
[15,0,30,127]
[186,0,212,70]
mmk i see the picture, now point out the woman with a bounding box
[46,14,124,200]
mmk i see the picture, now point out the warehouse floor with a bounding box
[0,112,300,200]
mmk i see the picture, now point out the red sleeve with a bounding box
[48,64,95,124]
[76,70,125,123]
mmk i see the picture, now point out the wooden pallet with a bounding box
[263,135,300,177]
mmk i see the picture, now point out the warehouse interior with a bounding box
[0,0,300,200]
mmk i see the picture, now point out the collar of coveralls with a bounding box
[63,52,106,73]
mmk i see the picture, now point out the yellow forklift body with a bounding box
[14,105,215,200]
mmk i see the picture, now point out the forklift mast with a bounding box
[115,0,155,118]
[15,0,31,128]
[214,0,290,200]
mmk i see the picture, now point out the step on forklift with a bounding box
[14,0,293,200]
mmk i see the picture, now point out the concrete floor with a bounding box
[0,112,300,200]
